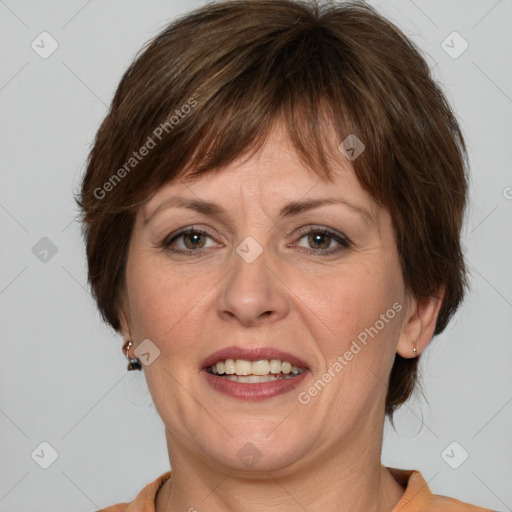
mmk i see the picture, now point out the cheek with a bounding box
[298,262,404,353]
[125,252,172,337]
[303,271,404,413]
[126,276,172,340]
[125,256,214,352]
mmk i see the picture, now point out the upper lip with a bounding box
[202,346,309,369]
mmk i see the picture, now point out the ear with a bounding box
[396,284,445,358]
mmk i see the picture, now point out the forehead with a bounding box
[143,122,376,218]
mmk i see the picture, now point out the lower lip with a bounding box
[202,369,309,401]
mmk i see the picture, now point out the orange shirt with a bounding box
[98,468,494,512]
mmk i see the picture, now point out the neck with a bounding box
[156,418,405,512]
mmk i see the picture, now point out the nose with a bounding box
[217,243,290,327]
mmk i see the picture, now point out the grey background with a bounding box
[0,0,511,510]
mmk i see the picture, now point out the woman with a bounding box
[78,0,494,510]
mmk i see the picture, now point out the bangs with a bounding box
[177,90,344,188]
[104,15,375,214]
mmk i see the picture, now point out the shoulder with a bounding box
[389,467,495,512]
[422,494,496,512]
[99,468,495,512]
[97,471,171,512]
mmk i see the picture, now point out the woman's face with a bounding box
[120,125,415,474]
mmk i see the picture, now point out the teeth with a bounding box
[221,374,296,383]
[225,359,236,374]
[251,359,270,375]
[269,359,282,373]
[207,358,305,379]
[235,359,252,376]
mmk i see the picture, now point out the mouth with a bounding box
[206,358,306,383]
[201,347,310,400]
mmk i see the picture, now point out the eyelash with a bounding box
[161,225,351,257]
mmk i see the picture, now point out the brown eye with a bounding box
[182,232,207,250]
[307,232,333,250]
[294,227,350,255]
[162,227,217,255]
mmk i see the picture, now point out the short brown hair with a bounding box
[77,0,468,417]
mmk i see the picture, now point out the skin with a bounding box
[119,122,444,511]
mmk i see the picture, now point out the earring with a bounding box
[413,344,418,357]
[124,340,142,371]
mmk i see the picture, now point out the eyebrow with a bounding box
[144,196,375,225]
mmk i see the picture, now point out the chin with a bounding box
[196,428,310,474]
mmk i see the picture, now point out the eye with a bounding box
[292,226,351,255]
[161,225,351,257]
[162,227,218,255]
